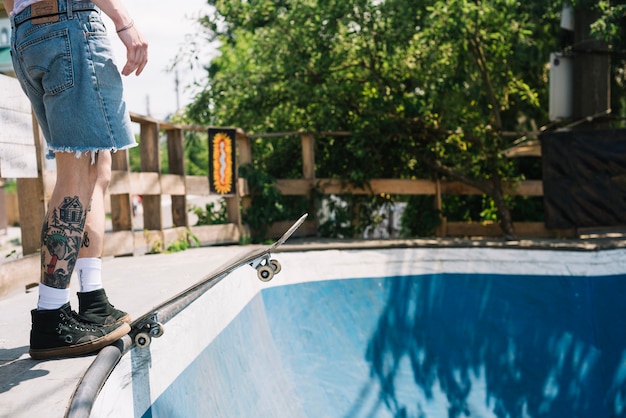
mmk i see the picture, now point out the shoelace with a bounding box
[64,311,99,332]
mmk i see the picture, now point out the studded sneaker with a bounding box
[29,303,130,360]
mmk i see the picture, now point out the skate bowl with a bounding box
[72,247,626,417]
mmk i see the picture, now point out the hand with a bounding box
[117,23,148,76]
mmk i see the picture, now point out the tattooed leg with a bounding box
[40,197,87,288]
[40,152,99,289]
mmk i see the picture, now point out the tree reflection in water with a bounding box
[359,274,626,418]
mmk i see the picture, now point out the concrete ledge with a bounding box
[0,254,39,299]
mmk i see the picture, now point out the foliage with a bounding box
[168,113,211,176]
[238,163,309,242]
[190,199,229,226]
[2,180,17,193]
[239,163,283,242]
[166,229,201,253]
[317,194,387,239]
[144,229,200,254]
[399,196,441,238]
[128,127,209,176]
[184,0,623,237]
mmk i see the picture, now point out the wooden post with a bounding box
[434,177,447,237]
[110,150,133,232]
[16,114,47,255]
[301,134,316,181]
[233,131,252,234]
[167,128,187,227]
[301,133,316,229]
[140,121,162,230]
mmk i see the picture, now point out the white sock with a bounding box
[76,258,103,293]
[38,283,70,310]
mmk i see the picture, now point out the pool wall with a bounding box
[90,247,626,417]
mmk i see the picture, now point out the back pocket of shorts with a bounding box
[17,29,74,95]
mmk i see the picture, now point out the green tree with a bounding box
[184,0,622,238]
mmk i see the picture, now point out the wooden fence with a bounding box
[5,112,568,259]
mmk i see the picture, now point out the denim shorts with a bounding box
[10,0,137,160]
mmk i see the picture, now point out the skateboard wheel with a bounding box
[135,332,151,348]
[269,259,281,274]
[257,265,274,282]
[153,322,164,338]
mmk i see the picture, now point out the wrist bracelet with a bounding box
[117,20,134,33]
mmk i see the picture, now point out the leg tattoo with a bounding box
[41,196,87,288]
[82,231,90,248]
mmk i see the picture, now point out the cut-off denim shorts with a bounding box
[10,0,137,161]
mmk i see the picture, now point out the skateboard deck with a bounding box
[130,213,308,348]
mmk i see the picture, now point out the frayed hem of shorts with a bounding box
[46,143,138,164]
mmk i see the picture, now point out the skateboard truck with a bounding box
[132,313,164,348]
[249,254,281,282]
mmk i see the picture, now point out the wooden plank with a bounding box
[317,179,437,195]
[167,129,187,227]
[441,181,484,195]
[275,178,544,197]
[301,134,315,180]
[0,187,7,231]
[276,179,313,195]
[171,196,187,227]
[129,172,161,195]
[110,196,133,232]
[237,178,249,197]
[109,170,131,195]
[236,133,252,231]
[236,132,252,165]
[225,196,239,224]
[4,191,19,225]
[109,169,133,231]
[160,174,186,195]
[189,224,240,246]
[142,195,162,230]
[0,74,38,178]
[0,254,39,298]
[442,180,544,196]
[140,121,162,231]
[185,176,210,196]
[166,129,185,174]
[16,114,47,255]
[507,180,543,196]
[103,230,135,256]
[109,150,134,231]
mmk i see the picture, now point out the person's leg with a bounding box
[39,152,98,295]
[30,152,130,360]
[75,151,130,324]
[75,151,108,293]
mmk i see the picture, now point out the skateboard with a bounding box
[130,213,308,348]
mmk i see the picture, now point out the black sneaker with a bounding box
[29,303,130,360]
[77,289,131,325]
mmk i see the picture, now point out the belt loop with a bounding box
[66,0,73,19]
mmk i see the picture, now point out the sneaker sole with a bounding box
[115,313,132,324]
[29,322,131,360]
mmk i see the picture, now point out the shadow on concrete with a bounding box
[0,347,48,394]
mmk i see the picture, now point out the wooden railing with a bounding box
[9,112,566,258]
[246,132,557,239]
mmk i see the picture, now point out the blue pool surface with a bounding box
[144,273,626,417]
